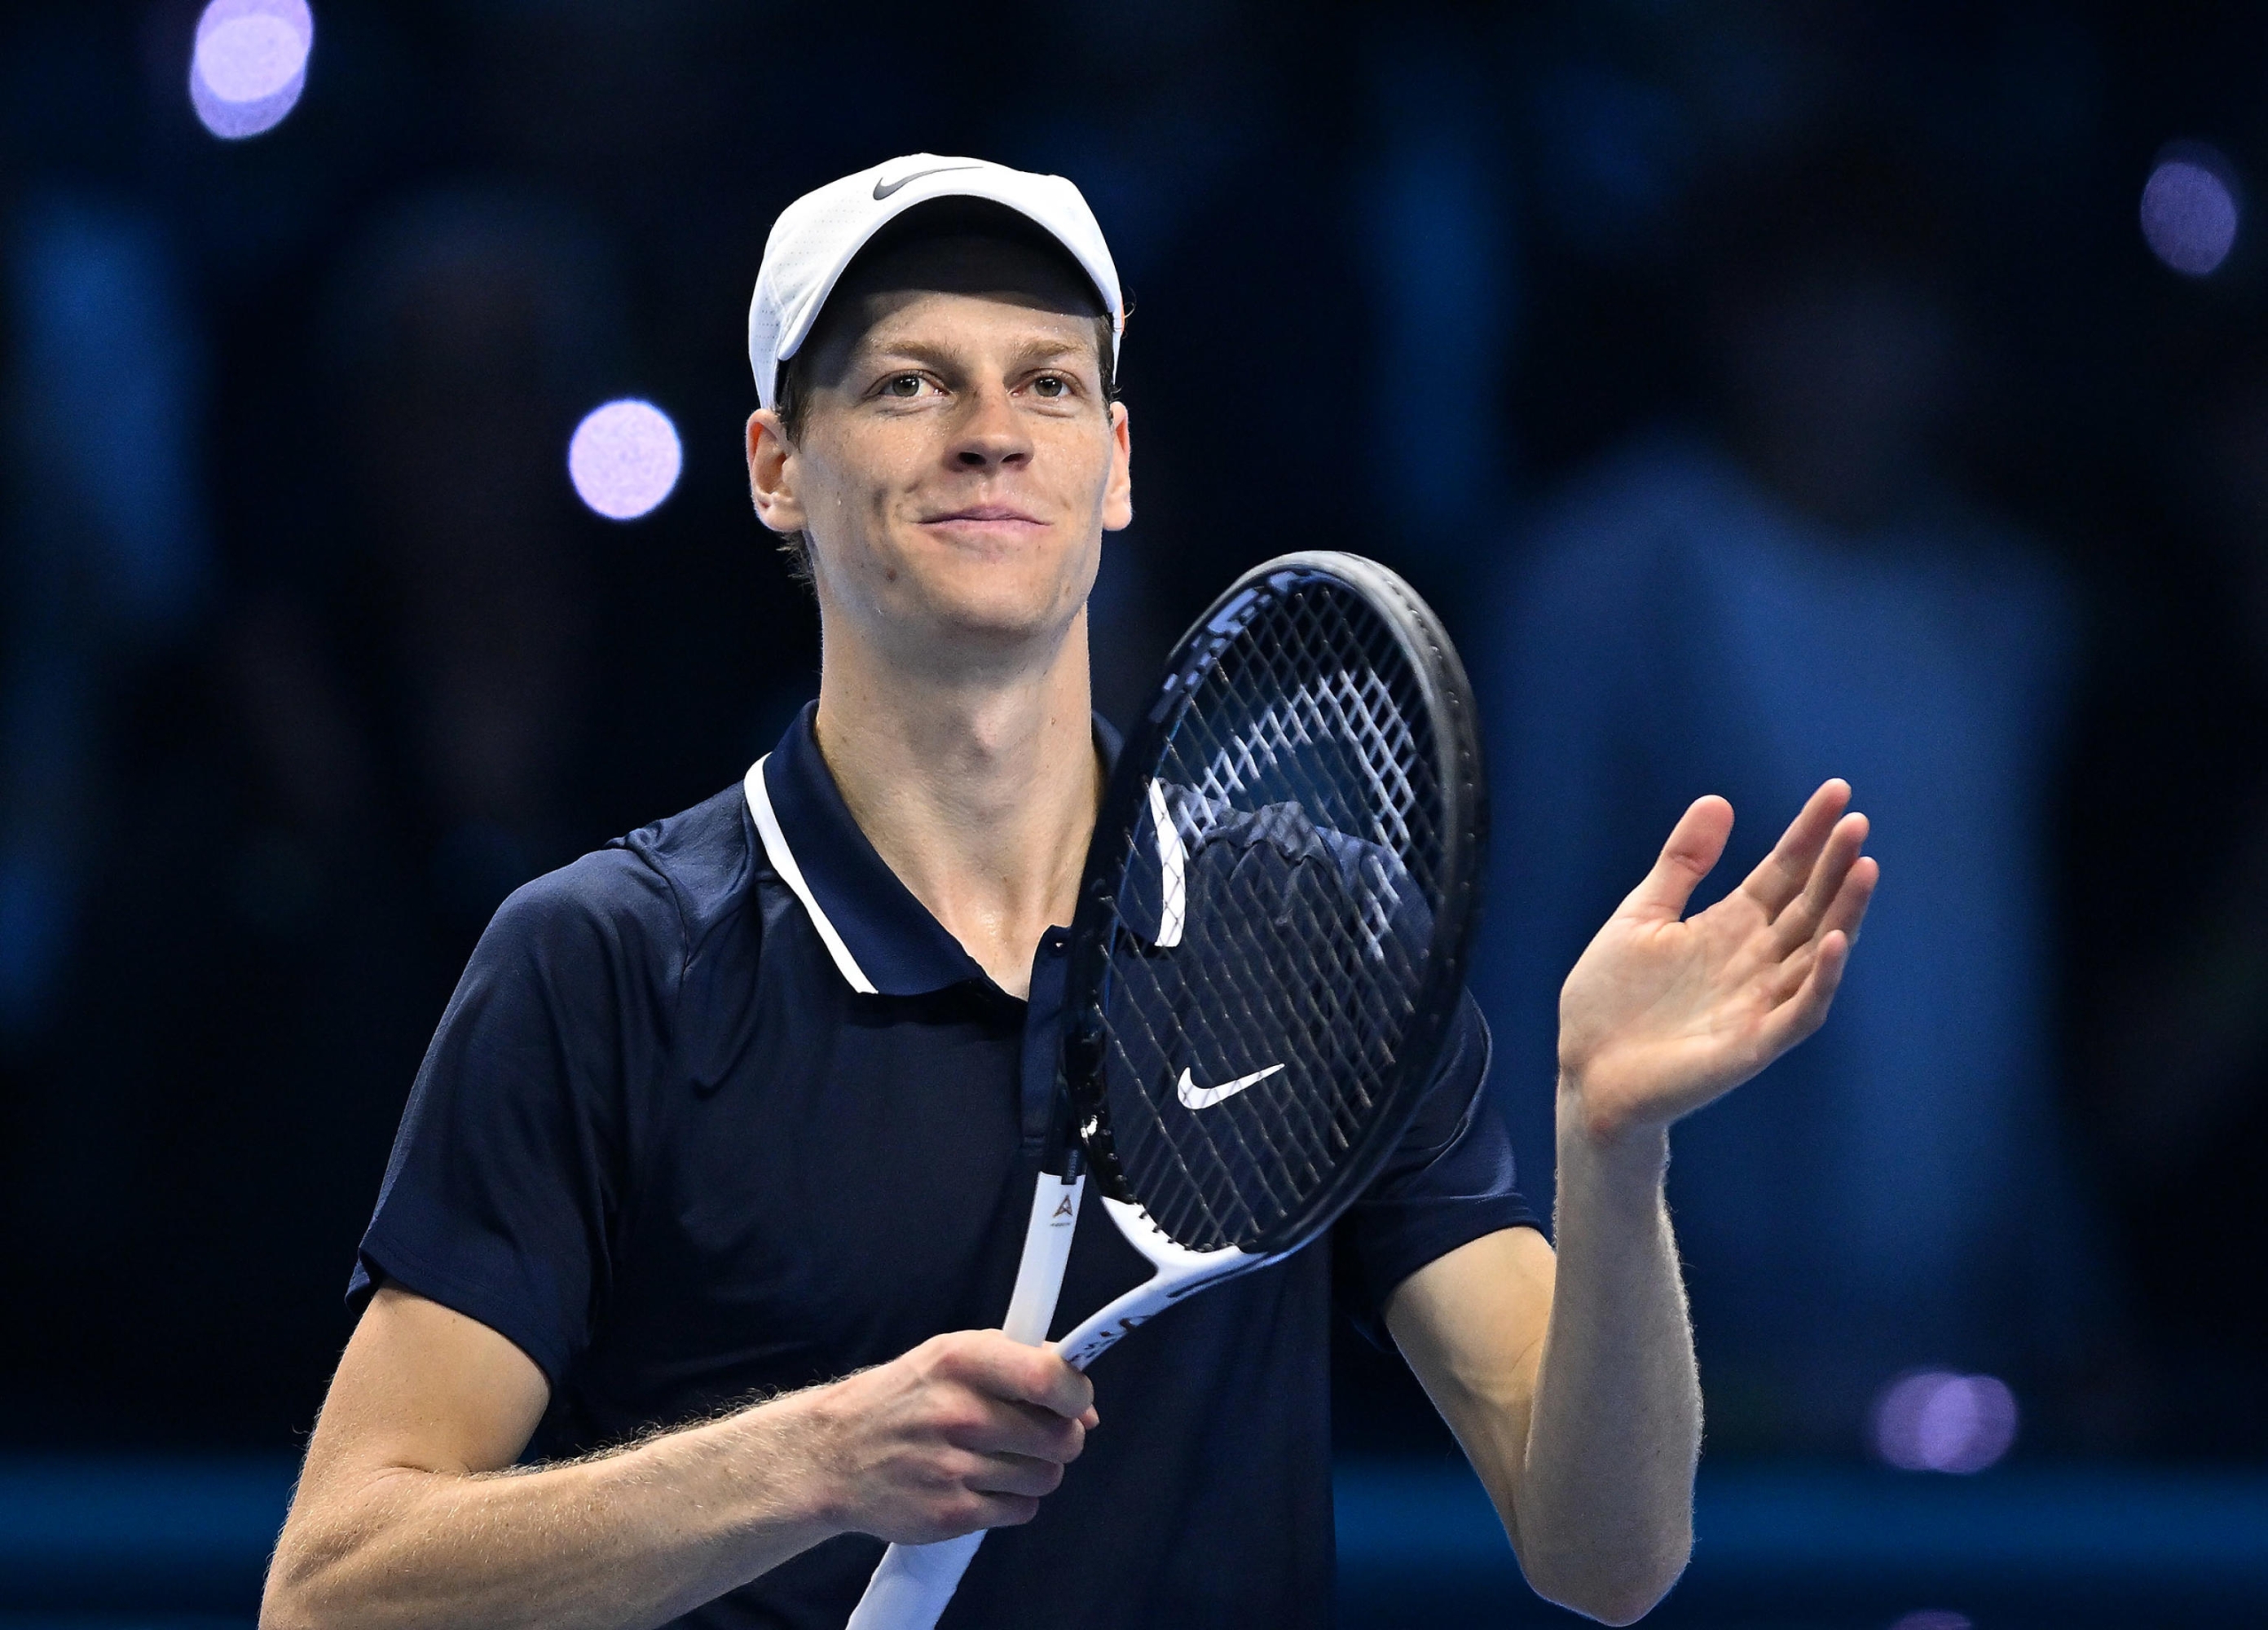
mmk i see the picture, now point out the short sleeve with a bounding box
[1335,990,1543,1346]
[346,850,680,1386]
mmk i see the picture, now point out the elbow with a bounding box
[261,1528,358,1630]
[258,1582,315,1630]
[259,1550,324,1630]
[1562,1582,1680,1628]
[1524,1536,1691,1627]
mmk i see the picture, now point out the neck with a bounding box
[812,610,1100,999]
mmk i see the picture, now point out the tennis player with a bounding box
[262,156,1875,1630]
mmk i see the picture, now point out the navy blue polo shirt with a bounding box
[350,702,1538,1629]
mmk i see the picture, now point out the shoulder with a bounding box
[481,782,758,985]
[611,779,764,949]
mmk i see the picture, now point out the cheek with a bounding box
[804,434,914,539]
[1048,427,1120,512]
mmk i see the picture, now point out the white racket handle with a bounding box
[843,1170,1086,1630]
[843,1531,984,1630]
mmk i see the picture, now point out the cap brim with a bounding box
[772,170,1124,376]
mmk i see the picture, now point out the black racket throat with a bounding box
[1058,551,1487,1261]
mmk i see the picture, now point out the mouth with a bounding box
[918,504,1047,536]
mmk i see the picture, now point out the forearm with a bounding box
[1516,1087,1698,1619]
[263,1392,840,1630]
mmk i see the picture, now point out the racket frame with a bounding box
[1064,550,1487,1257]
[844,551,1486,1630]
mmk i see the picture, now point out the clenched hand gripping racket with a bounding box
[844,552,1487,1630]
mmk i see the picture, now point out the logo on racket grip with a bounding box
[1174,1064,1284,1109]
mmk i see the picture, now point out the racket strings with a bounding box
[1090,581,1455,1253]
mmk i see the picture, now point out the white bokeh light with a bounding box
[2140,150,2240,277]
[569,400,683,521]
[190,0,313,141]
[1871,1370,2019,1474]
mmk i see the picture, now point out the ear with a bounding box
[1100,400,1133,532]
[746,409,807,533]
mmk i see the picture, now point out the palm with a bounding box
[1558,782,1878,1138]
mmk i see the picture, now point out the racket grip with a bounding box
[843,1171,1084,1629]
[842,1533,984,1630]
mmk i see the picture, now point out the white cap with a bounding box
[746,154,1124,411]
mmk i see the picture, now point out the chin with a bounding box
[901,546,1096,645]
[923,577,1082,645]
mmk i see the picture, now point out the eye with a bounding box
[883,373,927,399]
[1031,373,1070,399]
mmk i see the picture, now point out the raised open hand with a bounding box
[1557,780,1878,1143]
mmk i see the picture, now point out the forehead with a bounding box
[846,286,1103,358]
[806,231,1107,370]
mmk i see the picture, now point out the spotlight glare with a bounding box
[569,399,683,522]
[189,0,313,141]
[197,15,305,101]
[1870,1370,2019,1474]
[2141,151,2240,277]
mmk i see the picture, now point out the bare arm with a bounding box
[262,1286,1097,1630]
[1389,1144,1693,1624]
[1389,781,1878,1626]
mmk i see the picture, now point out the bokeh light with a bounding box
[2140,148,2240,277]
[189,0,313,141]
[1888,1614,1973,1630]
[1872,1370,2019,1474]
[568,399,683,521]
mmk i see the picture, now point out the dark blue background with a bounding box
[2,0,2265,1623]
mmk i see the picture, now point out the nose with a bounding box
[949,381,1032,471]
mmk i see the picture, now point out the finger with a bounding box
[1738,779,1852,917]
[963,1448,1070,1500]
[1817,854,1879,945]
[1768,860,1874,1012]
[1806,927,1854,1011]
[959,1491,1043,1531]
[1003,1346,1095,1422]
[1766,941,1817,1006]
[953,1398,1087,1465]
[1622,795,1733,922]
[1770,811,1869,953]
[1760,928,1852,1052]
[942,1334,1095,1421]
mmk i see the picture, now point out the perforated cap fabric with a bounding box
[746,154,1124,409]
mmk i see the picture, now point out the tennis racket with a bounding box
[844,550,1487,1630]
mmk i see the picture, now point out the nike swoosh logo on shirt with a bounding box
[873,163,984,200]
[1176,1064,1284,1110]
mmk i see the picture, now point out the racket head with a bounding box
[1062,551,1486,1258]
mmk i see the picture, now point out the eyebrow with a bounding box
[856,335,1094,372]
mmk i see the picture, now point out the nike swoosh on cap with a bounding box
[873,163,984,200]
[1176,1064,1284,1110]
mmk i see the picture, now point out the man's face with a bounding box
[747,240,1131,673]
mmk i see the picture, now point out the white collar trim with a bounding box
[743,755,878,994]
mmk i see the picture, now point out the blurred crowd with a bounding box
[1,0,2262,1465]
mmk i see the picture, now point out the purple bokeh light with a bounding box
[1887,1614,1972,1630]
[1872,1370,2019,1474]
[190,0,313,141]
[2140,151,2240,277]
[569,400,683,521]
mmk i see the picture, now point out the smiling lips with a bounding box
[920,508,1043,526]
[921,504,1046,535]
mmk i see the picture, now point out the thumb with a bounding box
[1622,795,1733,923]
